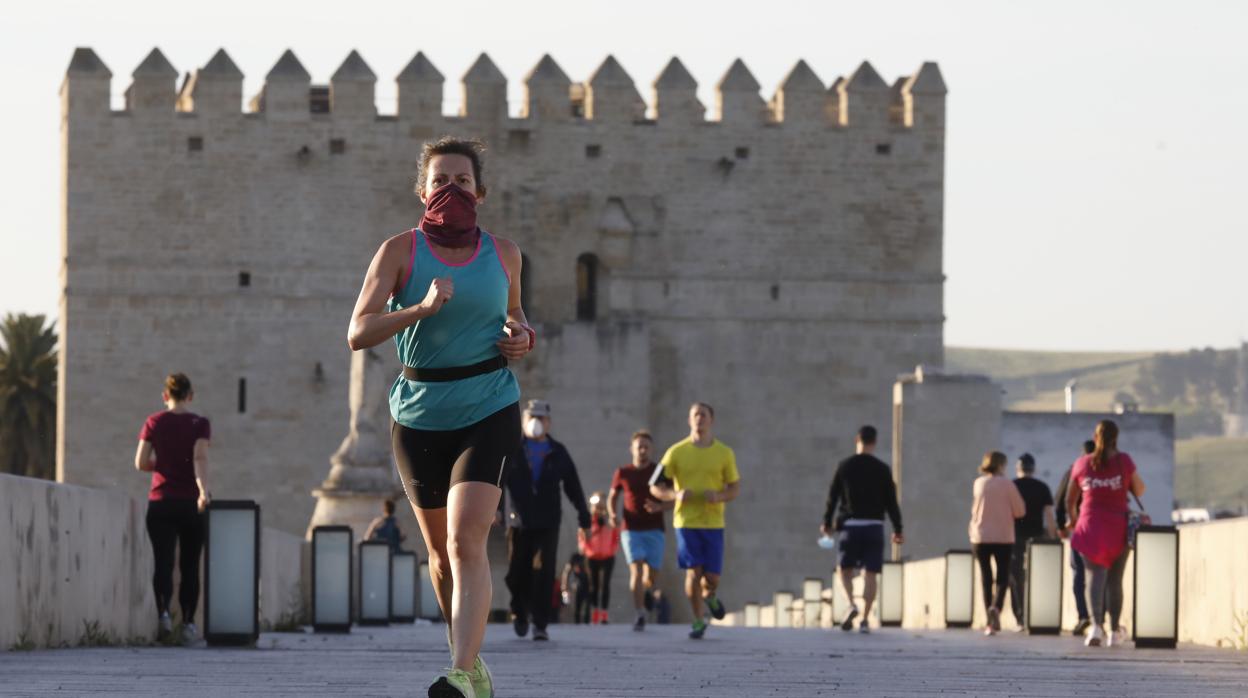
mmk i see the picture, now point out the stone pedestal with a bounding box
[307,349,403,543]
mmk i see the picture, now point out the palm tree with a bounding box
[0,313,58,480]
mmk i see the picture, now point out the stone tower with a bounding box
[59,47,947,615]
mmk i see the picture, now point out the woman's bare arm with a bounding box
[347,233,443,351]
[493,237,533,360]
[134,441,155,472]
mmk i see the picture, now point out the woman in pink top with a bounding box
[578,492,621,624]
[1064,420,1146,648]
[967,451,1025,636]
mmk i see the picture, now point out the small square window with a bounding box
[770,284,780,300]
[238,378,247,414]
[188,136,204,152]
[329,138,346,154]
[735,147,750,160]
[585,144,602,159]
[875,143,892,155]
[507,130,531,153]
[239,271,251,287]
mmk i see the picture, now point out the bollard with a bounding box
[1133,526,1179,648]
[418,560,442,621]
[391,550,417,623]
[802,578,823,629]
[1025,539,1063,634]
[774,591,794,628]
[204,500,260,646]
[358,541,392,626]
[311,525,353,632]
[944,549,974,628]
[744,602,760,628]
[879,560,903,627]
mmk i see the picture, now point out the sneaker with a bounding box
[633,614,646,632]
[688,618,707,639]
[469,656,493,698]
[840,605,859,632]
[158,612,173,639]
[180,623,198,646]
[532,626,549,642]
[1072,618,1091,637]
[511,614,529,638]
[1084,625,1105,647]
[705,595,726,621]
[429,668,476,698]
[858,620,870,634]
[1107,627,1128,648]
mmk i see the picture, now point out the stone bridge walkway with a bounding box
[2,622,1245,696]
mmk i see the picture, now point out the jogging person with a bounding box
[348,137,535,698]
[968,451,1026,636]
[1065,420,1147,648]
[820,425,903,634]
[607,429,672,631]
[650,402,741,640]
[501,399,592,642]
[1055,440,1096,636]
[578,491,620,624]
[134,373,210,645]
[1008,453,1055,629]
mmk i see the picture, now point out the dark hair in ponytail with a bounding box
[1090,419,1118,471]
[164,373,192,402]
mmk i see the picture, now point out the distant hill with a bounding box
[944,347,1153,412]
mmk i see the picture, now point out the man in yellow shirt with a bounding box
[649,402,741,639]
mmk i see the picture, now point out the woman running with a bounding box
[348,137,534,698]
[1065,419,1146,647]
[578,491,621,624]
[133,373,211,645]
[967,450,1025,636]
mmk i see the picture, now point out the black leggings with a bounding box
[391,403,521,509]
[146,499,204,623]
[587,557,615,610]
[972,543,1013,614]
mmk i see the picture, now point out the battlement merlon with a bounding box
[63,49,946,130]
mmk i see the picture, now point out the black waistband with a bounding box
[402,355,508,383]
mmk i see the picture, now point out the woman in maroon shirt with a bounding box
[134,373,212,644]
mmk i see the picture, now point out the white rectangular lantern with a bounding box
[944,549,974,628]
[744,602,760,628]
[879,561,903,627]
[1133,526,1179,648]
[391,551,417,623]
[1026,539,1063,634]
[311,526,352,632]
[358,541,392,625]
[419,560,440,620]
[774,591,794,628]
[802,578,823,629]
[204,500,259,645]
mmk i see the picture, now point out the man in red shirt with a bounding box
[607,430,671,632]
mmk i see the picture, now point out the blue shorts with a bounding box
[838,524,884,573]
[621,529,665,567]
[675,528,724,575]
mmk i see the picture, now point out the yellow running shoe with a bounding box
[429,668,476,698]
[470,656,494,698]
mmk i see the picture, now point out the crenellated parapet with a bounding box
[64,48,945,132]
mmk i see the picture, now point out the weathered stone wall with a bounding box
[58,47,946,614]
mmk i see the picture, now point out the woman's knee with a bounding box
[427,547,453,579]
[446,528,488,563]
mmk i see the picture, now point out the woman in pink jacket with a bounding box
[968,451,1025,635]
[578,492,621,624]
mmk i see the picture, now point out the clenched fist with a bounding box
[421,277,454,313]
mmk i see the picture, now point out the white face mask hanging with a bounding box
[524,417,545,439]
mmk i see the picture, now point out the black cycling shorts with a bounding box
[391,402,521,509]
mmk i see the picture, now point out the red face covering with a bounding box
[420,183,481,249]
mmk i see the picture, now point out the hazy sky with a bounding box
[2,0,1245,352]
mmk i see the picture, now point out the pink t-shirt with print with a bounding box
[1070,452,1136,568]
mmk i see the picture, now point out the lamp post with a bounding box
[774,591,794,629]
[204,500,260,646]
[802,578,823,629]
[1025,539,1063,634]
[311,526,353,633]
[358,540,392,626]
[944,549,974,629]
[1133,525,1179,648]
[879,560,903,627]
[391,550,417,623]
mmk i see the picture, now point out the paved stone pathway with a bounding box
[2,622,1246,696]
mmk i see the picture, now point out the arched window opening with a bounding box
[576,253,598,322]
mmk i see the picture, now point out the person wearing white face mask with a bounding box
[500,399,592,642]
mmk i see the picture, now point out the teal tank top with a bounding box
[387,230,520,430]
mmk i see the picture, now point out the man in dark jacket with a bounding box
[502,399,591,642]
[820,425,904,634]
[1055,440,1096,635]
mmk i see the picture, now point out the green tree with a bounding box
[0,313,58,480]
